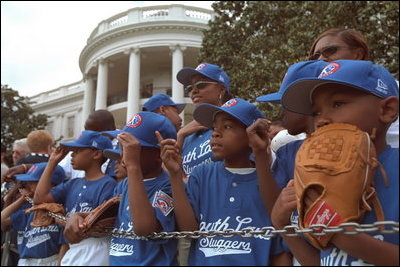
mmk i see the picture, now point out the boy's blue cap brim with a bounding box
[60,142,93,149]
[256,92,282,103]
[175,103,186,114]
[194,104,246,128]
[282,78,377,115]
[15,173,40,182]
[101,130,160,148]
[103,148,121,160]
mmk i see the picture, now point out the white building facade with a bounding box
[30,4,213,142]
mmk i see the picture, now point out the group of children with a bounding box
[1,59,398,266]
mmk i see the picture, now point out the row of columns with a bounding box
[81,45,186,124]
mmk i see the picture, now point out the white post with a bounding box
[95,59,108,110]
[126,48,141,122]
[82,75,95,127]
[170,44,186,120]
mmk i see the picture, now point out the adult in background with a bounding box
[11,139,29,166]
[16,130,54,165]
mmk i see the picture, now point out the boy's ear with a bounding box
[92,149,104,161]
[379,96,399,124]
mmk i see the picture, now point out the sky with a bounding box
[1,1,213,97]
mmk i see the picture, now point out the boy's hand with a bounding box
[64,213,87,244]
[3,164,31,182]
[18,187,33,198]
[178,120,208,139]
[49,146,69,164]
[156,131,183,175]
[247,118,271,153]
[117,132,141,166]
[271,180,297,229]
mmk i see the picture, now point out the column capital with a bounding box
[124,47,140,55]
[169,44,186,52]
[83,73,95,81]
[94,57,109,66]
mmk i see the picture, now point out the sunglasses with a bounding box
[309,45,348,60]
[184,81,219,94]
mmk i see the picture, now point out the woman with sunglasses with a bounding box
[309,28,398,149]
[176,63,231,178]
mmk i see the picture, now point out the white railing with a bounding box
[88,4,213,42]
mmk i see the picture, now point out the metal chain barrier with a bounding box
[24,197,399,239]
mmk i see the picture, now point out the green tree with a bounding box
[199,1,399,119]
[1,85,48,154]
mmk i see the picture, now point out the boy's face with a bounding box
[311,84,382,134]
[211,112,251,160]
[114,158,127,180]
[70,147,99,170]
[139,147,161,176]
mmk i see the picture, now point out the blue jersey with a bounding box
[272,139,304,189]
[182,129,217,175]
[109,172,177,266]
[186,161,285,266]
[320,146,399,266]
[51,175,116,216]
[11,202,64,259]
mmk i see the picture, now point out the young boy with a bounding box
[33,130,116,266]
[277,60,399,266]
[157,98,290,266]
[1,162,66,266]
[142,93,186,131]
[64,112,179,266]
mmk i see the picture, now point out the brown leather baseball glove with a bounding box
[25,202,65,227]
[294,123,384,250]
[80,195,121,237]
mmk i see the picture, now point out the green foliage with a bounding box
[199,1,399,119]
[1,85,48,154]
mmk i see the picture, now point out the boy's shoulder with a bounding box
[190,160,224,176]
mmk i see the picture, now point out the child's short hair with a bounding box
[193,98,265,128]
[282,60,399,115]
[27,130,54,152]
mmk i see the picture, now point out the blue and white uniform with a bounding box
[51,175,116,266]
[186,161,285,266]
[272,139,304,189]
[109,171,177,266]
[320,146,399,266]
[182,130,216,175]
[11,202,64,265]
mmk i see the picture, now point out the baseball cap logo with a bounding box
[126,114,143,128]
[318,63,340,78]
[376,79,388,95]
[196,63,206,71]
[222,99,238,107]
[28,165,37,174]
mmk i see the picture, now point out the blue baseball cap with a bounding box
[256,60,327,103]
[15,162,66,185]
[177,63,231,94]
[142,94,186,114]
[193,98,266,128]
[103,148,121,161]
[282,60,399,115]
[60,130,112,151]
[102,112,177,148]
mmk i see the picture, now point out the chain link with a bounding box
[24,197,398,239]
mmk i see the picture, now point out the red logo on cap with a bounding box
[126,114,143,128]
[222,99,238,107]
[196,64,206,71]
[318,63,340,78]
[28,165,37,174]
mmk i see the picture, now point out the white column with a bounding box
[82,75,95,127]
[170,44,186,120]
[95,59,108,110]
[126,48,141,121]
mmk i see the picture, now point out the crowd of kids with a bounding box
[1,28,398,266]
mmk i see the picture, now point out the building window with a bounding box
[67,116,75,138]
[141,83,153,98]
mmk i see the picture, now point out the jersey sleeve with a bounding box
[10,206,29,231]
[50,179,72,204]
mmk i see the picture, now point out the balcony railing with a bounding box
[88,4,213,43]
